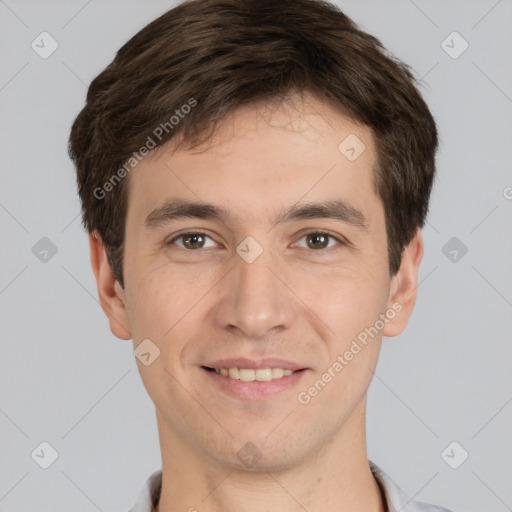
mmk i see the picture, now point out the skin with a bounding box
[90,92,423,512]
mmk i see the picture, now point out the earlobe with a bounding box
[382,229,424,337]
[89,231,132,340]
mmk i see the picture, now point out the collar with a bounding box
[128,461,452,512]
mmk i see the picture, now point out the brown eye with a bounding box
[295,231,344,252]
[168,232,216,250]
[306,233,330,249]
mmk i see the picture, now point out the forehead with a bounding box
[126,93,379,224]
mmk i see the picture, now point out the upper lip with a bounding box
[203,358,306,371]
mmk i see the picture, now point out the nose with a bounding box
[213,242,297,339]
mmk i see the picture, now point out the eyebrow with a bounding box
[144,198,368,230]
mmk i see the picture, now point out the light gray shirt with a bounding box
[128,460,453,512]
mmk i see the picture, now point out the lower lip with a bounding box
[201,367,308,400]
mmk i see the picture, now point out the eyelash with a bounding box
[166,230,347,253]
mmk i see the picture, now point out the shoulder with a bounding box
[127,469,162,512]
[369,461,454,512]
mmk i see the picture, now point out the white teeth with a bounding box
[272,368,284,378]
[255,368,272,381]
[228,367,240,380]
[240,368,256,382]
[213,367,297,381]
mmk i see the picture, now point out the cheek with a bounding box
[300,260,390,343]
[125,267,189,346]
[296,272,387,418]
[125,272,195,401]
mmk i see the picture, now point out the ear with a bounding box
[89,231,131,340]
[382,229,424,337]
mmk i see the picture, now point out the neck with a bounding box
[154,398,385,512]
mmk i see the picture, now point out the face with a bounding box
[92,93,422,471]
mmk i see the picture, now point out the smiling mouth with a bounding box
[202,366,305,382]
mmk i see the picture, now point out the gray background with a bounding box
[0,1,511,511]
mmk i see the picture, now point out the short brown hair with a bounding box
[68,0,438,288]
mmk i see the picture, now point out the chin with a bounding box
[217,437,311,473]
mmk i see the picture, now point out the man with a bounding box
[68,0,452,510]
